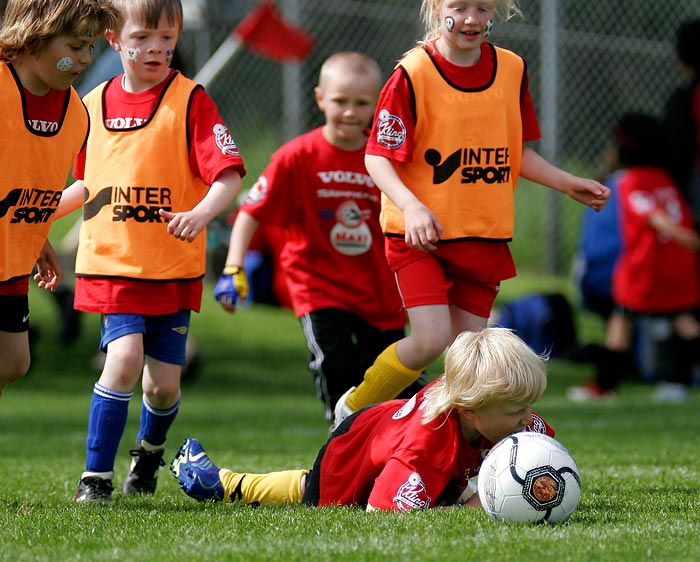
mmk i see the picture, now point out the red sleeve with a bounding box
[521,73,541,142]
[239,146,299,227]
[73,147,86,180]
[365,68,415,163]
[187,87,246,185]
[368,452,450,511]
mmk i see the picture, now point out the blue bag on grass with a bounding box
[496,293,577,357]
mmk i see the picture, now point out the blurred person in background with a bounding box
[215,52,424,426]
[568,113,700,402]
[664,19,700,231]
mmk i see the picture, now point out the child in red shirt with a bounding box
[171,327,554,511]
[214,52,415,423]
[568,113,700,402]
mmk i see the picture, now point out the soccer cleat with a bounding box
[170,438,225,501]
[122,444,166,495]
[331,386,356,433]
[75,476,114,502]
[653,382,689,403]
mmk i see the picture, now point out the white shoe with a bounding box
[653,382,689,403]
[566,383,616,402]
[331,386,356,433]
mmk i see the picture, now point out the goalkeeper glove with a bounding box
[214,265,249,307]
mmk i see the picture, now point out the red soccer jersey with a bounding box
[316,382,554,510]
[240,127,406,330]
[365,40,541,163]
[613,166,700,313]
[72,70,245,314]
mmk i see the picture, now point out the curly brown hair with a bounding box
[0,0,119,62]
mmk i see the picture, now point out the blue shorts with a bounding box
[99,311,191,366]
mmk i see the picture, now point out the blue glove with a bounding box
[214,266,249,308]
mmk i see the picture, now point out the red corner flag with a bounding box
[234,1,315,62]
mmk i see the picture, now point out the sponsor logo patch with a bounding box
[392,394,417,420]
[527,414,547,434]
[244,176,268,204]
[213,124,240,156]
[376,109,406,149]
[393,472,431,511]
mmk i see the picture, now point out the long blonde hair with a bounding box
[418,0,522,42]
[421,328,547,424]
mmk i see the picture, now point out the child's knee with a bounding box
[409,331,451,362]
[143,380,180,406]
[0,362,29,386]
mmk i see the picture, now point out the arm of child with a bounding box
[159,167,242,242]
[365,153,443,252]
[55,179,85,219]
[520,146,610,212]
[455,477,481,508]
[214,210,260,313]
[33,239,62,291]
[648,211,700,251]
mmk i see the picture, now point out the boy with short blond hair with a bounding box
[215,51,416,423]
[57,0,246,502]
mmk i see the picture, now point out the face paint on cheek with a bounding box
[166,49,174,63]
[484,19,494,38]
[56,56,74,72]
[444,16,455,33]
[125,47,140,64]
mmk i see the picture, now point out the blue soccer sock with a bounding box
[85,383,132,473]
[136,392,180,448]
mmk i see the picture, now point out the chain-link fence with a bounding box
[174,0,700,275]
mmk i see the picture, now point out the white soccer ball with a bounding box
[477,431,581,524]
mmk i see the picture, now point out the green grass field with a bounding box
[2,277,700,562]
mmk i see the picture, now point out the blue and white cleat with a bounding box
[170,438,225,501]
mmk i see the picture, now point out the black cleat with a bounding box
[122,444,165,496]
[76,476,114,502]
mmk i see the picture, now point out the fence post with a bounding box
[539,0,564,274]
[282,0,306,142]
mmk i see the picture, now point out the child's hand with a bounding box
[649,211,700,251]
[214,266,249,312]
[33,240,62,291]
[403,202,443,252]
[675,227,700,251]
[566,178,611,212]
[159,209,207,242]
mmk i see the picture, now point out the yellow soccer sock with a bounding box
[346,342,423,411]
[219,469,308,505]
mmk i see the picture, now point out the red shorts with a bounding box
[384,237,516,317]
[0,276,29,296]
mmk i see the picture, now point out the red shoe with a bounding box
[566,382,617,402]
